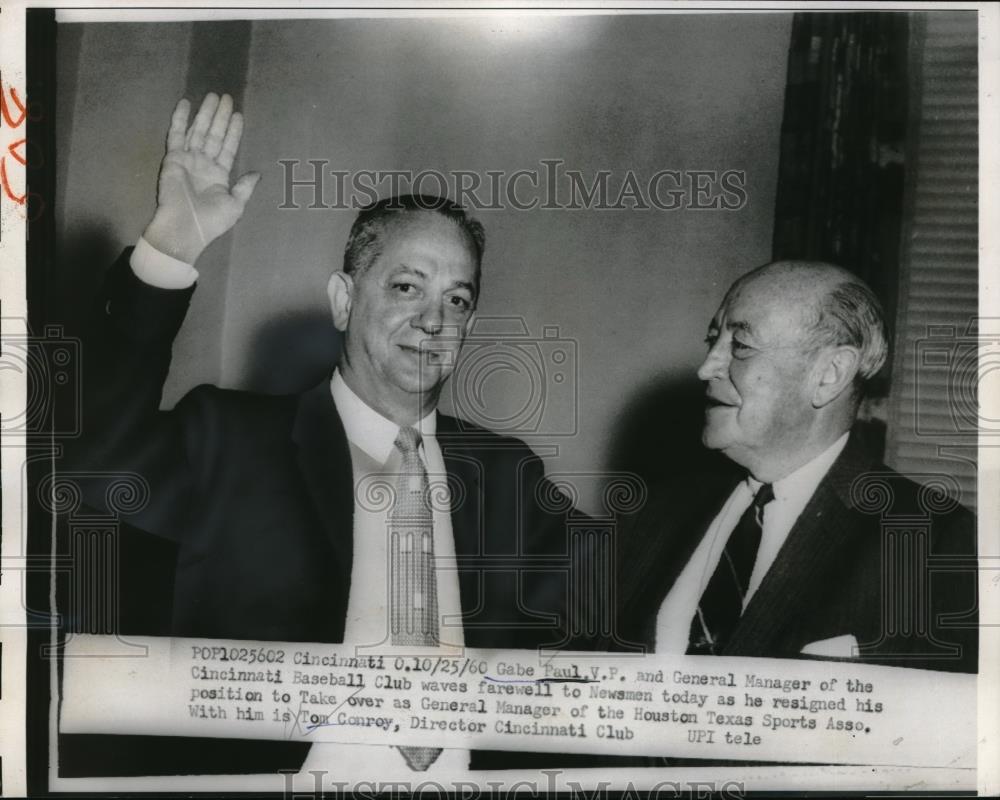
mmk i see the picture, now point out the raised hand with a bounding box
[142,93,261,264]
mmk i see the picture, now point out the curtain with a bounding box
[772,12,910,358]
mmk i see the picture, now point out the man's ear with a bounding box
[327,271,353,332]
[813,346,861,407]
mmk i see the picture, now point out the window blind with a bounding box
[885,12,979,511]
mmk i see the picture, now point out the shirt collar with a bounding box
[330,369,437,465]
[745,431,850,503]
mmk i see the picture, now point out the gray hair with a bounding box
[807,278,889,385]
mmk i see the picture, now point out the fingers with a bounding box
[216,111,244,172]
[175,92,244,170]
[202,94,233,160]
[166,98,190,152]
[231,171,261,207]
[185,92,220,151]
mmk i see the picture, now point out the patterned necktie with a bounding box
[687,483,774,655]
[389,426,442,771]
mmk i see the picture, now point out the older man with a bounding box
[616,260,977,673]
[63,93,574,776]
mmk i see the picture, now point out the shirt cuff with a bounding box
[130,236,199,289]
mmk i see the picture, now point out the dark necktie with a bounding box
[687,483,774,655]
[389,426,442,771]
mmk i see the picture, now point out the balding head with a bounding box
[698,260,888,481]
[727,261,888,390]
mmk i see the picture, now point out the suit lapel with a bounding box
[435,415,484,621]
[725,431,876,656]
[292,378,355,605]
[724,483,853,655]
[625,472,739,647]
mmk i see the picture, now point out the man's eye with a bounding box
[731,340,753,356]
[448,295,472,312]
[393,282,415,294]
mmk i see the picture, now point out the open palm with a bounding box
[149,93,260,263]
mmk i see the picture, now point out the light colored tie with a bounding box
[389,426,442,771]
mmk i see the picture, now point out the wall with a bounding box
[54,14,791,513]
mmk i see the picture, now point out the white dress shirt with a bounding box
[654,433,850,654]
[130,236,200,288]
[130,240,470,776]
[301,373,469,775]
[331,371,465,653]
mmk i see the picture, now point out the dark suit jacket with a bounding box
[58,250,577,775]
[606,430,977,769]
[615,430,978,673]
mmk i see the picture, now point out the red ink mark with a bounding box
[8,138,26,165]
[1,82,27,207]
[0,85,26,128]
[0,158,24,203]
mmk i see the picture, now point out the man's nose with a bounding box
[413,301,444,335]
[697,343,728,381]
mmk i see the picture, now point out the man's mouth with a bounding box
[399,344,446,364]
[706,395,737,408]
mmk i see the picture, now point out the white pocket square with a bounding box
[800,634,859,658]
